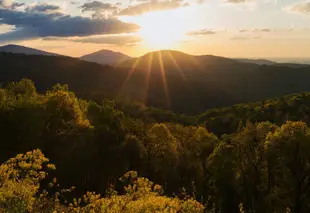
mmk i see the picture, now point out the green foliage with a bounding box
[6,79,36,98]
[147,124,180,180]
[4,79,310,212]
[121,135,148,172]
[197,93,310,136]
[45,85,90,129]
[266,122,310,213]
[0,89,6,105]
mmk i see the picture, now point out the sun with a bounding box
[119,8,192,50]
[136,11,186,49]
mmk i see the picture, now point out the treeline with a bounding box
[1,79,310,212]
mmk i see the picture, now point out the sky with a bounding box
[1,0,310,58]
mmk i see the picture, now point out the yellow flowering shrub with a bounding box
[0,151,204,213]
[0,149,55,213]
[68,171,204,213]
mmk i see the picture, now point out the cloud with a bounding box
[26,3,60,13]
[287,1,310,15]
[81,1,119,19]
[186,29,216,36]
[43,34,142,46]
[0,0,11,8]
[231,36,249,40]
[231,35,265,40]
[118,0,187,16]
[0,0,24,9]
[81,1,117,12]
[73,35,141,46]
[226,0,250,3]
[252,28,272,32]
[0,7,139,42]
[238,28,272,33]
[70,1,79,5]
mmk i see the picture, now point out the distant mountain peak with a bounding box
[80,49,132,65]
[90,49,123,55]
[0,44,59,56]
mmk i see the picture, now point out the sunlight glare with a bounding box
[120,7,195,50]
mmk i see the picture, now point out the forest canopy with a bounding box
[1,79,310,212]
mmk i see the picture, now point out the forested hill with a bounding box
[2,79,310,212]
[2,51,310,115]
[121,92,310,136]
[196,92,310,135]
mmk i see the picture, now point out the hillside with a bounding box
[2,51,310,114]
[236,58,276,65]
[0,44,59,56]
[80,49,132,65]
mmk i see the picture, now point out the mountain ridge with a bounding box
[0,44,60,56]
[2,51,310,114]
[80,49,132,65]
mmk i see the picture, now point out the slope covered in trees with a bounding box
[2,51,310,115]
[2,79,310,212]
[197,92,310,136]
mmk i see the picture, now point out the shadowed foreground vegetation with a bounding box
[2,79,310,212]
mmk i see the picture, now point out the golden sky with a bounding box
[1,0,310,58]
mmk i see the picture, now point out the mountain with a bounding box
[118,50,242,71]
[236,58,309,68]
[0,44,59,56]
[115,50,310,113]
[236,58,276,65]
[80,49,132,65]
[2,50,310,115]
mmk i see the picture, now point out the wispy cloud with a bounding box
[252,28,272,32]
[73,35,142,46]
[118,0,187,16]
[225,0,252,3]
[186,29,216,36]
[43,34,142,46]
[286,1,310,15]
[231,36,249,40]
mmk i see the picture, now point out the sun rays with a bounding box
[117,50,195,109]
[157,51,170,108]
[143,52,153,103]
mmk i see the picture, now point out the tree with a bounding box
[146,123,180,188]
[121,134,148,173]
[207,142,240,213]
[232,122,276,213]
[6,79,36,98]
[180,126,219,199]
[266,121,310,213]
